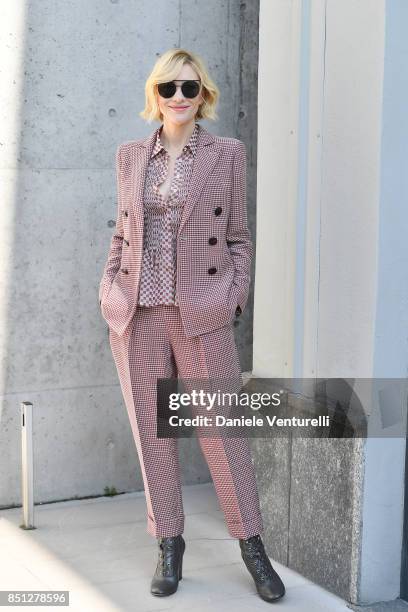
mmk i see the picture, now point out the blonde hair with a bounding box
[139,48,219,123]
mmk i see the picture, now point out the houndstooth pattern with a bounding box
[99,122,253,338]
[108,303,264,539]
[137,123,198,306]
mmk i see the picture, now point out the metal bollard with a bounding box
[20,401,36,530]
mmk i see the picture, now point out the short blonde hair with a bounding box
[139,48,219,123]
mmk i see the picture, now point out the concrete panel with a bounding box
[251,434,291,565]
[0,0,259,506]
[289,438,364,602]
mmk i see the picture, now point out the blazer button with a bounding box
[214,206,222,216]
[124,211,128,217]
[208,236,217,245]
[124,239,129,246]
[235,305,242,317]
[208,267,217,275]
[121,268,129,274]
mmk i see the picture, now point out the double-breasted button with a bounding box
[208,267,217,275]
[124,210,128,217]
[124,239,129,246]
[214,206,222,216]
[121,268,128,274]
[208,236,217,245]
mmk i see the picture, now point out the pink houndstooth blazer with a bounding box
[98,123,253,338]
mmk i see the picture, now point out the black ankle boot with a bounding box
[239,534,285,603]
[150,535,185,597]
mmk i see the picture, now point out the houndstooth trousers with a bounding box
[108,302,264,539]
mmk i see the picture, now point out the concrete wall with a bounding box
[359,0,408,602]
[254,0,407,605]
[0,0,259,507]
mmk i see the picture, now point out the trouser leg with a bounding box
[163,306,264,539]
[109,305,184,538]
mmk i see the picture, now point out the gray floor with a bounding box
[0,482,405,611]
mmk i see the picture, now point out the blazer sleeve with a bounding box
[226,140,253,315]
[98,144,125,305]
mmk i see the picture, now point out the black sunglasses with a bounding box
[157,79,201,99]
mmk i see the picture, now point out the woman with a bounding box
[99,48,285,603]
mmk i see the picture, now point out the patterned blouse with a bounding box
[137,122,199,306]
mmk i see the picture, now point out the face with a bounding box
[155,63,204,126]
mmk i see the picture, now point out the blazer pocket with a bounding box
[228,281,239,322]
[101,269,120,305]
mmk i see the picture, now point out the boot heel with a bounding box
[178,537,185,580]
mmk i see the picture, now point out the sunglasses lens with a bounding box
[157,82,176,98]
[157,80,200,99]
[182,81,200,98]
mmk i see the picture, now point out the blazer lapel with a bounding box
[130,123,221,235]
[130,129,157,232]
[178,125,220,233]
